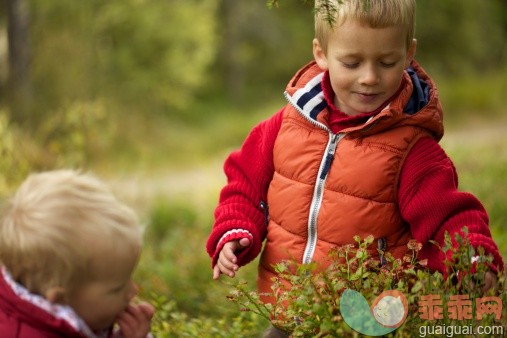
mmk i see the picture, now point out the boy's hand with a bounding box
[116,301,155,338]
[213,238,251,279]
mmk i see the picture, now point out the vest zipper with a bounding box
[284,91,344,264]
[303,133,342,264]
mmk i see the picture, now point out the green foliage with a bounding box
[0,110,31,196]
[0,102,108,196]
[415,0,507,76]
[437,69,507,119]
[136,197,262,319]
[93,0,218,112]
[226,231,506,337]
[34,99,112,168]
[29,0,219,120]
[148,294,265,338]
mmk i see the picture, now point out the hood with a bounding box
[284,60,444,140]
[0,267,95,338]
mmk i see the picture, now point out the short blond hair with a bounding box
[315,0,416,53]
[0,170,142,295]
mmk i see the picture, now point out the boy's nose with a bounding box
[359,65,380,85]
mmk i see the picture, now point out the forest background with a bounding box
[1,0,507,336]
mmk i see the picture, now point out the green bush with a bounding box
[225,229,506,337]
[0,111,31,196]
[148,294,265,338]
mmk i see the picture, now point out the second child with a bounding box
[0,170,154,338]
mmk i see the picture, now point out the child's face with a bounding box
[313,18,416,116]
[66,253,139,332]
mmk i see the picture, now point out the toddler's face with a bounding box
[66,252,139,332]
[314,18,416,116]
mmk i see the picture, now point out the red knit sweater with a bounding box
[207,72,504,275]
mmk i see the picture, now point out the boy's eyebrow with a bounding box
[335,50,403,58]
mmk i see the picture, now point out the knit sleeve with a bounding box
[398,137,504,275]
[205,109,283,267]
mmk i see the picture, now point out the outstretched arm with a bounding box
[206,109,283,269]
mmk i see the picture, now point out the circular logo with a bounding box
[371,290,409,328]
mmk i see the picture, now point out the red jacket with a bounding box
[206,61,503,289]
[0,267,108,338]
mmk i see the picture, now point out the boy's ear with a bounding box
[405,38,417,68]
[313,38,329,71]
[44,286,68,304]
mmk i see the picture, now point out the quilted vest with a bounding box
[257,61,443,299]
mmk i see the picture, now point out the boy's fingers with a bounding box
[213,239,249,280]
[223,246,237,262]
[239,237,251,248]
[226,259,239,272]
[213,265,221,279]
[216,260,236,278]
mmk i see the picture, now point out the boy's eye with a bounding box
[342,62,359,69]
[380,61,397,68]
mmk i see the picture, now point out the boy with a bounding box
[207,1,504,333]
[0,170,154,338]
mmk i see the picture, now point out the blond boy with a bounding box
[0,170,154,338]
[207,1,503,337]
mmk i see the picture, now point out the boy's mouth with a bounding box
[356,92,380,103]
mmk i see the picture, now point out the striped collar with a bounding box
[284,72,327,121]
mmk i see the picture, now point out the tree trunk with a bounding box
[220,0,244,101]
[6,0,31,126]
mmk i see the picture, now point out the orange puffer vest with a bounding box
[258,61,443,298]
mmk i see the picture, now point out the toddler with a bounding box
[0,170,154,338]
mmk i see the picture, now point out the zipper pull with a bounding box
[320,134,339,179]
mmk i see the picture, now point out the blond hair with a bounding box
[315,0,416,53]
[0,169,142,295]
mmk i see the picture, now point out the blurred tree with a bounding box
[413,0,506,75]
[27,0,218,125]
[0,4,6,105]
[5,0,32,126]
[213,0,314,102]
[1,0,505,136]
[92,0,219,115]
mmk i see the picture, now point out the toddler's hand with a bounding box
[213,238,251,279]
[116,301,155,338]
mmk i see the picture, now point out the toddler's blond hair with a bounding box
[0,169,142,295]
[315,0,416,53]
